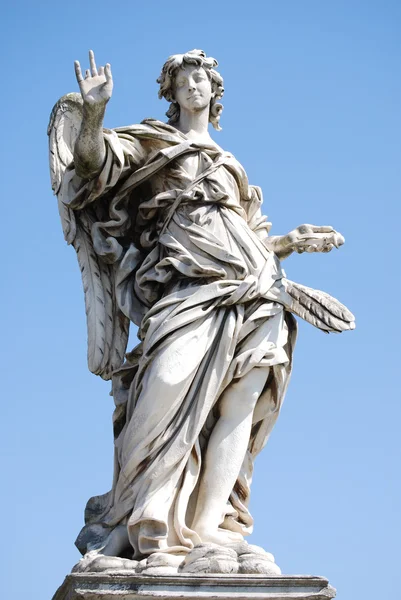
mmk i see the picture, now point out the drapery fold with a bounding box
[70,121,297,558]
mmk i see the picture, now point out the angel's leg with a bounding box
[191,366,270,544]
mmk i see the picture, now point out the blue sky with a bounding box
[1,1,400,599]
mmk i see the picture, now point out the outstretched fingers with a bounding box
[311,225,335,233]
[74,60,83,83]
[75,51,111,86]
[105,63,112,83]
[89,49,98,76]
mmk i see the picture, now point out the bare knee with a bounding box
[219,387,259,419]
[218,368,269,419]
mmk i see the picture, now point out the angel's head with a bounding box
[157,49,224,131]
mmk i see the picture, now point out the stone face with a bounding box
[53,573,336,600]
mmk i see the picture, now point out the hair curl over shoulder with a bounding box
[157,49,224,131]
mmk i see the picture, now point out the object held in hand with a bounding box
[296,231,345,253]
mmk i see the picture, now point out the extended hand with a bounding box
[74,50,113,106]
[285,224,344,254]
[268,224,344,259]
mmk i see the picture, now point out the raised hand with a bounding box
[74,50,113,106]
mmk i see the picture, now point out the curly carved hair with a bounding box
[157,49,224,131]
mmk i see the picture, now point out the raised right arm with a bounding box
[74,50,113,179]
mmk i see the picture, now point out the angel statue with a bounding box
[48,49,354,575]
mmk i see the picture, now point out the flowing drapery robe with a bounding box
[64,120,297,559]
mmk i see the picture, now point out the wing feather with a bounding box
[48,93,83,245]
[48,93,83,193]
[285,279,355,333]
[72,212,107,376]
[48,93,129,381]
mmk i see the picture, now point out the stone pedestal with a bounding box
[53,573,336,600]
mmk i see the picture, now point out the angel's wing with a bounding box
[72,208,129,380]
[48,93,129,380]
[48,93,83,244]
[285,279,355,333]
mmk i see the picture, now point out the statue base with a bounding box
[52,572,336,600]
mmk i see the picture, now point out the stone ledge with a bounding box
[53,572,336,600]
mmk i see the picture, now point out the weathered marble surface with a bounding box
[72,542,281,576]
[53,573,336,600]
[48,48,354,572]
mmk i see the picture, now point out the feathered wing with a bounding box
[48,93,129,380]
[285,279,355,333]
[48,93,83,244]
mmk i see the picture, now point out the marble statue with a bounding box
[48,49,354,576]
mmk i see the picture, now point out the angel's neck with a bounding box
[175,107,211,142]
